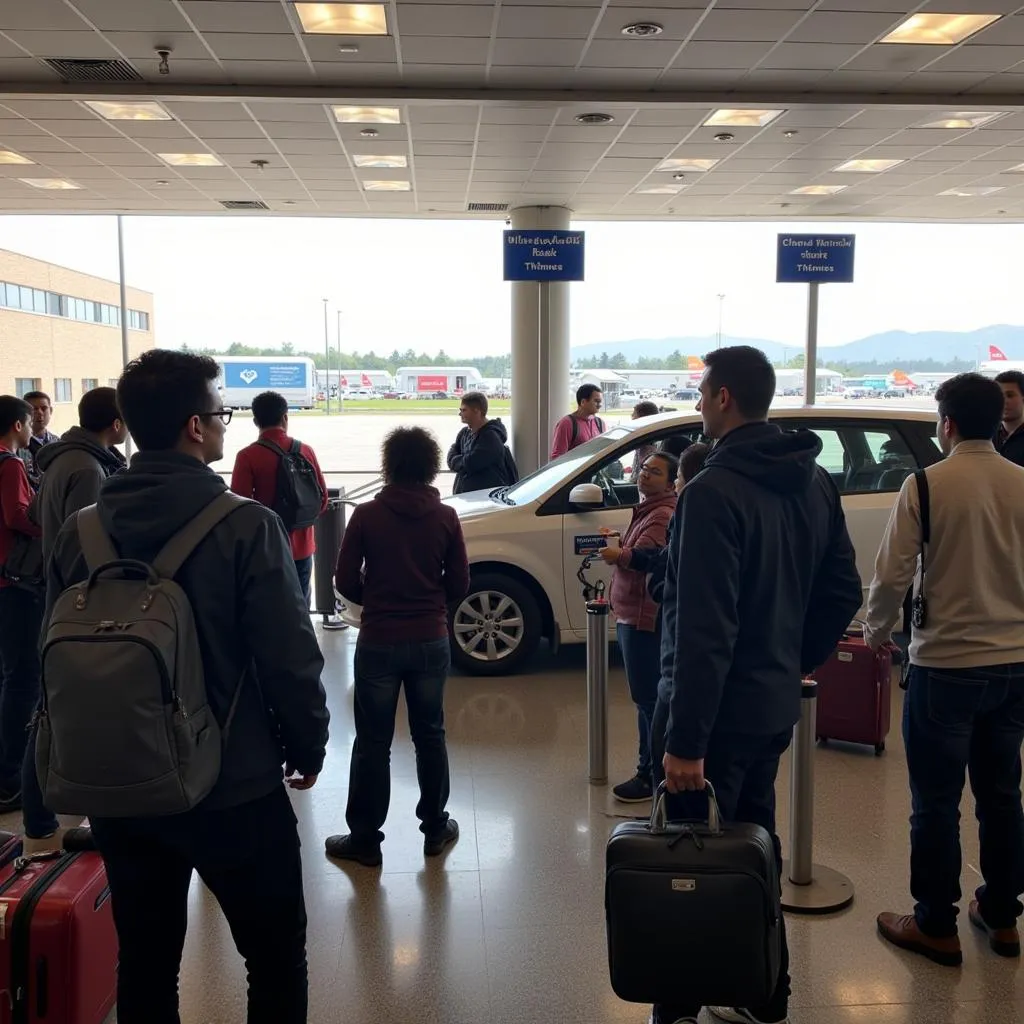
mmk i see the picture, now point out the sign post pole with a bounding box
[804,282,819,406]
[116,215,133,459]
[322,298,330,416]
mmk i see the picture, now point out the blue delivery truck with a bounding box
[217,356,316,410]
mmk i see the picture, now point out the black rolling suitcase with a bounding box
[605,782,782,1008]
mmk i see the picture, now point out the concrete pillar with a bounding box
[509,206,572,475]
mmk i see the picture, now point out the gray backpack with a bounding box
[36,492,249,818]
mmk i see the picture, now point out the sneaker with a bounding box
[876,911,962,967]
[649,1013,699,1024]
[324,834,382,867]
[62,827,97,853]
[612,774,653,804]
[710,1008,789,1023]
[969,899,1021,958]
[424,819,459,857]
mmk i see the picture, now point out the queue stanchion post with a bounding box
[313,486,348,629]
[781,677,855,914]
[578,552,609,785]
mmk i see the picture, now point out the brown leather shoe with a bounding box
[968,900,1021,958]
[877,912,962,966]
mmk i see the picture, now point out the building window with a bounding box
[82,378,99,394]
[128,309,150,331]
[108,378,120,387]
[54,378,73,404]
[0,278,149,332]
[14,378,39,398]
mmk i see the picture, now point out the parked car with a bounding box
[339,407,941,675]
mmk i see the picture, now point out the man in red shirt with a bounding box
[0,395,44,810]
[231,391,328,605]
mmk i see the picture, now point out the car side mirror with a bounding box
[569,483,605,509]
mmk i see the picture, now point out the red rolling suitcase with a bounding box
[814,630,893,755]
[0,850,117,1024]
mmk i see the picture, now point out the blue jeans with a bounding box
[0,587,43,795]
[294,556,312,607]
[903,664,1024,937]
[616,622,660,777]
[346,639,452,845]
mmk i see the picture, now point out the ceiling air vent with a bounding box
[42,58,142,83]
[467,202,509,213]
[219,200,270,211]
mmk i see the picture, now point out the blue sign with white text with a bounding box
[503,230,585,282]
[224,362,307,389]
[777,234,856,284]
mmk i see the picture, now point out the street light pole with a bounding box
[322,298,330,416]
[116,215,133,458]
[336,309,344,412]
[717,293,726,347]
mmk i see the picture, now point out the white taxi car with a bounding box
[345,407,942,675]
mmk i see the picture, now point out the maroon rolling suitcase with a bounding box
[814,630,893,755]
[0,850,117,1024]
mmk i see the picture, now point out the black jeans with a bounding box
[0,586,43,795]
[650,695,792,1023]
[90,787,308,1024]
[294,556,313,607]
[617,621,660,777]
[21,719,59,838]
[347,638,451,844]
[903,663,1024,938]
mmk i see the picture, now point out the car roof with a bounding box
[627,404,936,431]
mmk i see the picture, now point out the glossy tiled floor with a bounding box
[7,626,1023,1023]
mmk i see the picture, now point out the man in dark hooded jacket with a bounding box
[446,391,518,494]
[649,346,862,1024]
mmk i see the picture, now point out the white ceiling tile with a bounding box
[178,2,293,34]
[397,4,496,37]
[843,44,948,73]
[400,65,488,84]
[673,41,775,70]
[0,59,61,82]
[70,0,192,32]
[595,8,701,40]
[693,9,805,43]
[205,33,306,61]
[299,36,397,62]
[401,37,490,64]
[497,5,599,38]
[582,39,684,69]
[759,43,864,71]
[786,12,906,45]
[4,30,118,58]
[491,39,586,66]
[99,32,211,60]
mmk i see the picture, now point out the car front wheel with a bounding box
[450,573,541,676]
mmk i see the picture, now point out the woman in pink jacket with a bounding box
[599,451,679,803]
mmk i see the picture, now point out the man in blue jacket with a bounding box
[650,346,861,1024]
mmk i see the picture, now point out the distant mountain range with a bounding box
[570,325,1024,365]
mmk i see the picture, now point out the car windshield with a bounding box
[500,427,632,505]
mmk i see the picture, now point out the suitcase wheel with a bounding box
[875,742,886,756]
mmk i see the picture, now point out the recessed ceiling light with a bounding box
[941,185,1004,197]
[19,178,81,190]
[704,109,784,128]
[790,185,847,196]
[575,113,614,125]
[0,149,34,165]
[635,185,682,195]
[353,154,407,168]
[333,105,401,124]
[880,13,1001,45]
[657,158,718,172]
[158,153,223,167]
[834,158,904,172]
[714,133,735,143]
[917,111,1006,129]
[363,180,411,191]
[294,3,388,35]
[621,23,663,37]
[84,100,172,121]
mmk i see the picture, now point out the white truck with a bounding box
[217,355,316,410]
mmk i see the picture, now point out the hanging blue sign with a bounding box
[503,230,585,282]
[777,234,856,283]
[223,361,307,389]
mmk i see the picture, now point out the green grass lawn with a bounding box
[301,399,512,415]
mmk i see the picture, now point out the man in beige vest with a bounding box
[865,373,1024,968]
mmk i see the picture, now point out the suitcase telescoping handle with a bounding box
[650,780,723,836]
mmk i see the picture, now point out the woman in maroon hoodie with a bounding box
[600,452,679,803]
[327,427,470,867]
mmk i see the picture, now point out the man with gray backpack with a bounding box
[38,349,330,1024]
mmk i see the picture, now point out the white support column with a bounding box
[509,205,572,475]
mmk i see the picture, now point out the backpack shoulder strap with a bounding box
[289,439,302,455]
[596,416,605,433]
[255,438,286,457]
[914,469,930,546]
[76,505,119,572]
[570,415,578,447]
[152,492,252,580]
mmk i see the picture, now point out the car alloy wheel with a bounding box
[453,590,525,663]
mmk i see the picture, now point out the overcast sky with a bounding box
[0,215,1019,356]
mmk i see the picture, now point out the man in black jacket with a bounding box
[45,350,330,1024]
[995,370,1024,467]
[446,391,519,494]
[649,346,861,1024]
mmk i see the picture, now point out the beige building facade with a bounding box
[0,248,155,432]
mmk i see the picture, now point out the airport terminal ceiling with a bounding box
[4,2,1024,220]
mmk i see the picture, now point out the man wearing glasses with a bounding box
[42,349,330,1024]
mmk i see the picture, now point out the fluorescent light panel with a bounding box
[0,149,34,165]
[703,109,783,128]
[363,180,410,191]
[880,13,1001,45]
[158,153,223,167]
[940,185,1003,197]
[834,158,904,173]
[84,100,172,121]
[294,3,388,35]
[657,158,718,172]
[333,105,401,124]
[353,154,407,168]
[917,111,1006,130]
[635,185,682,195]
[790,185,847,195]
[19,178,80,190]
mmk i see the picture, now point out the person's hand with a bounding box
[663,754,705,794]
[865,632,887,653]
[285,765,319,791]
[598,545,621,564]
